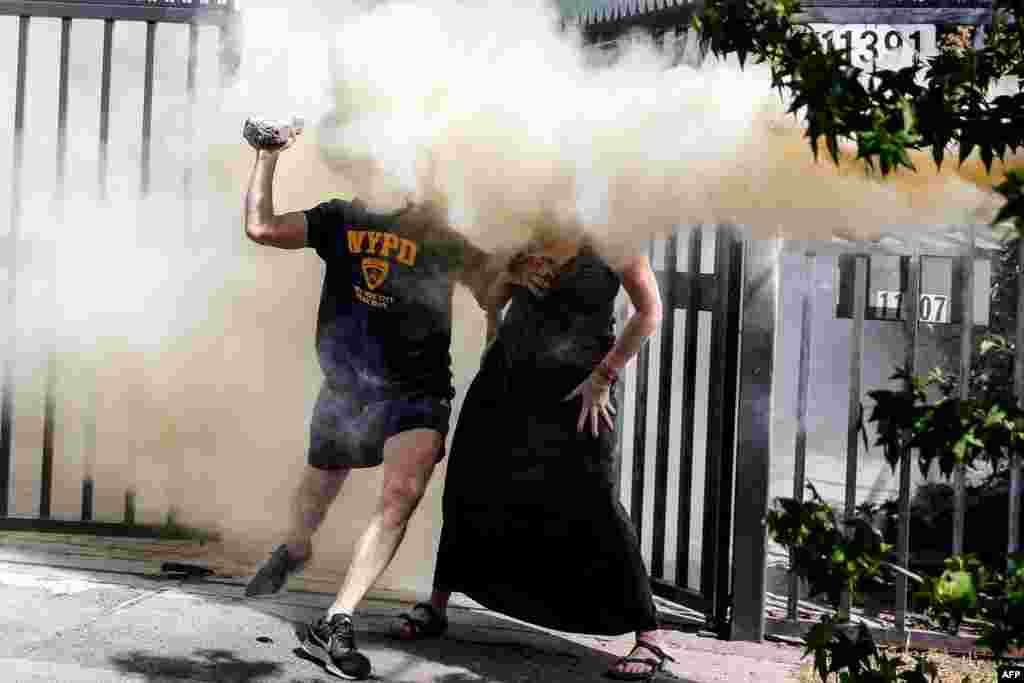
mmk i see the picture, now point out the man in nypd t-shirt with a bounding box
[241,129,492,680]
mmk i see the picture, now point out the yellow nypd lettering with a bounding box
[347,230,365,254]
[396,239,417,266]
[380,234,400,258]
[345,228,418,267]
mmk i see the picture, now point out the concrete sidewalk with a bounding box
[0,539,805,682]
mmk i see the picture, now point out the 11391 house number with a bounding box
[876,290,950,323]
[809,24,937,68]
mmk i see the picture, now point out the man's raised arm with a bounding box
[243,138,308,250]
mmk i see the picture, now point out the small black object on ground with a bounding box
[160,562,215,580]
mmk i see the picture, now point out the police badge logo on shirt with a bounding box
[361,258,390,290]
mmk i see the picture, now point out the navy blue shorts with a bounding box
[308,382,452,470]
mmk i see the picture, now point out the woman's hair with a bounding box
[524,207,583,244]
[394,199,451,242]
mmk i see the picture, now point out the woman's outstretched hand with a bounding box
[564,371,616,437]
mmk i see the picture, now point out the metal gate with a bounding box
[0,0,238,534]
[614,226,744,633]
[574,10,777,639]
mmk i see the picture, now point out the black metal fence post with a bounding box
[840,255,868,616]
[894,254,921,632]
[674,227,701,590]
[787,250,815,622]
[651,234,679,579]
[953,228,975,555]
[630,244,654,535]
[141,21,156,198]
[1010,239,1024,563]
[39,15,74,522]
[702,226,744,633]
[184,19,199,232]
[729,235,778,642]
[1,15,31,519]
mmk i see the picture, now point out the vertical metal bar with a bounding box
[630,243,653,535]
[841,254,867,617]
[1010,236,1024,562]
[98,19,114,202]
[81,477,93,521]
[845,255,867,518]
[86,18,114,515]
[184,21,199,228]
[218,21,233,88]
[716,232,743,636]
[135,23,155,519]
[140,21,156,197]
[56,18,71,207]
[135,24,155,519]
[787,250,815,622]
[895,254,921,633]
[40,17,73,523]
[39,353,56,519]
[1,16,31,519]
[124,489,136,524]
[651,234,678,579]
[81,378,96,522]
[674,227,701,589]
[704,226,743,632]
[216,7,240,149]
[954,228,975,556]
[729,235,779,642]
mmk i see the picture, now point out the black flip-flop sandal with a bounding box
[393,602,449,641]
[604,640,676,682]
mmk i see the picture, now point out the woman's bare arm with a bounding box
[565,253,662,436]
[601,254,663,375]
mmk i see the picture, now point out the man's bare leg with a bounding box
[246,466,348,597]
[285,465,349,561]
[327,428,442,618]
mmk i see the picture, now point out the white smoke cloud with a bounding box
[1,0,1006,349]
[306,0,999,262]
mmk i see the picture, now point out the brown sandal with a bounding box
[605,640,676,681]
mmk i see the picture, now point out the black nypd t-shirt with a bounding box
[305,199,485,401]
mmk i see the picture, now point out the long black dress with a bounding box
[433,244,659,636]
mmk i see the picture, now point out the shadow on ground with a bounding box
[108,648,287,682]
[318,626,687,682]
[101,579,695,683]
[108,622,691,682]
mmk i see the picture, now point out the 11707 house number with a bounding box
[876,290,950,323]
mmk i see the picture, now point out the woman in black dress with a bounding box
[396,230,671,681]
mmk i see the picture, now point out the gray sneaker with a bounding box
[300,613,372,680]
[245,544,308,597]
